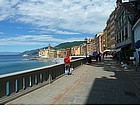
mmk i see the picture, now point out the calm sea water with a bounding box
[0,55,58,75]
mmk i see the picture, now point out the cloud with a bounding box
[30,27,80,35]
[0,32,4,35]
[0,34,83,47]
[0,0,116,52]
[0,0,116,34]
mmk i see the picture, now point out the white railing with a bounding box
[0,58,86,104]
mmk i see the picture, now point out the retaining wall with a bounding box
[0,58,86,104]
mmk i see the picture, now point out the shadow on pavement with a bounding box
[85,58,140,105]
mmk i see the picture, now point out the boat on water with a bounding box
[23,54,29,57]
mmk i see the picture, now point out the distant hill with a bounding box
[21,46,53,55]
[21,49,40,56]
[21,41,85,55]
[54,41,85,50]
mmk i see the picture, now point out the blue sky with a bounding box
[0,0,116,53]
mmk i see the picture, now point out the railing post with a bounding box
[6,81,10,96]
[29,76,32,87]
[15,79,19,93]
[22,78,26,90]
[48,74,52,84]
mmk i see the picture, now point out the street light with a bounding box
[84,37,88,58]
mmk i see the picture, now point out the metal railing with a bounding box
[0,58,86,104]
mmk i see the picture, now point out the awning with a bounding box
[116,43,130,49]
[103,49,112,53]
[134,40,140,49]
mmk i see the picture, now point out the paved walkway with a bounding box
[6,57,140,105]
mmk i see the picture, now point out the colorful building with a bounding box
[95,33,103,53]
[38,44,57,58]
[56,49,66,58]
[110,10,116,49]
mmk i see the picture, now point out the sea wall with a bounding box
[0,58,87,104]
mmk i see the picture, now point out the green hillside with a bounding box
[21,49,39,55]
[21,41,85,55]
[21,46,53,55]
[54,41,85,50]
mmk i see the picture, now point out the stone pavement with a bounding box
[6,57,140,105]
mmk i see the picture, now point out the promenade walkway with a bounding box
[6,57,140,105]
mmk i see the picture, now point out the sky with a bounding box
[0,0,116,53]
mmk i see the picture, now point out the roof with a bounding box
[122,2,136,16]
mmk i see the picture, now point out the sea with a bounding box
[0,55,63,75]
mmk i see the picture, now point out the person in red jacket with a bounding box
[64,54,70,76]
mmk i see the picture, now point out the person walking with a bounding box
[95,52,99,61]
[64,54,70,76]
[99,52,102,61]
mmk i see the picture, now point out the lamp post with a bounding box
[84,37,88,58]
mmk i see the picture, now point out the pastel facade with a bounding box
[86,38,95,55]
[95,33,103,53]
[39,44,57,58]
[102,27,108,51]
[110,10,116,49]
[56,49,66,58]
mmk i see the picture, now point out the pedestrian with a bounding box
[99,52,102,61]
[93,51,96,59]
[64,54,70,76]
[96,52,99,61]
[133,51,139,71]
[88,55,92,63]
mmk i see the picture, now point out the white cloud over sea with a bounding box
[0,34,83,45]
[0,0,116,51]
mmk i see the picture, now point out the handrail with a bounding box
[0,58,86,104]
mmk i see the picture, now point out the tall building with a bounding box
[106,18,111,50]
[86,38,95,55]
[110,10,116,49]
[115,1,136,49]
[115,0,139,62]
[91,38,96,52]
[80,44,86,56]
[102,27,108,51]
[95,32,103,53]
[102,9,116,52]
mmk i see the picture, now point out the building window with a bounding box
[116,34,118,43]
[124,10,126,21]
[119,17,121,27]
[122,29,124,41]
[120,33,121,42]
[124,27,128,40]
[121,12,124,24]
